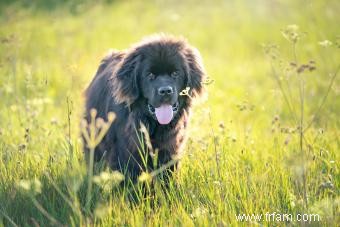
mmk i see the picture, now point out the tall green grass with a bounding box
[0,0,339,226]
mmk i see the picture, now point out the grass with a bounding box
[0,0,339,226]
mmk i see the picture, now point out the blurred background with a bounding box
[1,0,339,127]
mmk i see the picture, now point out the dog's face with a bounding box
[112,36,206,125]
[139,50,186,124]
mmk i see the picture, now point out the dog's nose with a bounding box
[158,86,173,96]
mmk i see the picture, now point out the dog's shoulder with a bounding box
[95,49,125,76]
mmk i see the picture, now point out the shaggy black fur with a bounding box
[84,35,206,181]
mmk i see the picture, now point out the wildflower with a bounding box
[107,112,116,122]
[218,121,225,130]
[90,108,97,119]
[179,87,192,98]
[93,170,124,186]
[94,203,111,219]
[290,62,297,67]
[297,65,305,73]
[191,207,207,218]
[262,43,279,60]
[202,76,214,85]
[96,118,105,128]
[50,117,58,125]
[81,109,116,149]
[213,181,221,186]
[318,40,332,47]
[319,181,334,190]
[17,179,42,195]
[308,66,316,72]
[284,136,291,145]
[138,172,152,183]
[18,144,26,151]
[281,24,301,43]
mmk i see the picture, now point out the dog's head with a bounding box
[112,35,206,125]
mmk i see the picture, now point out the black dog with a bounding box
[84,35,206,181]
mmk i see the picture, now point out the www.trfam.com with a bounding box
[235,212,320,223]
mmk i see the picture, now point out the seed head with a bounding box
[107,112,116,123]
[90,108,97,119]
[96,118,105,128]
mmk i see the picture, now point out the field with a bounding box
[0,0,339,226]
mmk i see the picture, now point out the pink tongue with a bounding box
[155,105,173,125]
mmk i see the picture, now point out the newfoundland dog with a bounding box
[84,35,206,181]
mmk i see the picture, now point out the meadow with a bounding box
[0,0,339,226]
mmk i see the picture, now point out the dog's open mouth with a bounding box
[148,102,179,125]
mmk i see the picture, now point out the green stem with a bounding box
[304,64,340,132]
[85,147,95,212]
[31,197,63,226]
[294,41,308,211]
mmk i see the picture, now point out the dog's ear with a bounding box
[184,47,206,98]
[112,50,141,106]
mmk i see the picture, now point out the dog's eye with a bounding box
[148,73,155,80]
[171,71,179,78]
